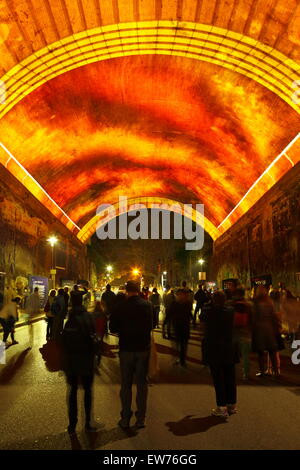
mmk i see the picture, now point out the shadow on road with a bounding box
[0,348,31,384]
[166,415,226,436]
[0,426,138,450]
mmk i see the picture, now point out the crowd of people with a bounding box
[0,279,299,433]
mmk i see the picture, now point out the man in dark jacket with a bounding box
[168,289,193,366]
[101,284,116,315]
[193,284,208,326]
[110,280,152,429]
[202,290,240,418]
[61,306,97,434]
[70,284,88,309]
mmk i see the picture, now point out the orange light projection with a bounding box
[0,55,299,241]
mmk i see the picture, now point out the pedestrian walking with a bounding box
[70,284,88,309]
[168,289,193,366]
[232,288,253,380]
[44,289,56,340]
[61,306,97,434]
[202,290,240,419]
[193,284,208,326]
[110,280,152,429]
[101,284,116,316]
[63,287,70,318]
[92,301,107,369]
[51,288,66,342]
[25,287,40,347]
[149,287,161,329]
[0,297,21,347]
[162,287,175,339]
[252,286,281,377]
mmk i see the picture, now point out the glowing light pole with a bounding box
[48,236,58,288]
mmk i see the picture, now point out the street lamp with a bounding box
[198,258,205,266]
[132,268,140,277]
[106,265,113,273]
[47,236,58,288]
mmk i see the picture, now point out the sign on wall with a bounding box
[29,276,49,308]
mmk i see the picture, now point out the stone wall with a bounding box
[212,162,300,295]
[0,165,89,301]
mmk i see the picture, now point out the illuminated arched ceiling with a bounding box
[0,1,300,241]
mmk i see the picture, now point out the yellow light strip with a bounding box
[0,142,80,233]
[284,152,295,167]
[218,133,300,230]
[77,196,220,243]
[0,21,299,120]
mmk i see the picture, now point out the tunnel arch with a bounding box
[77,196,220,243]
[0,20,299,120]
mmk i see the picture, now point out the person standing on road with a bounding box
[44,289,56,340]
[110,280,153,429]
[0,297,21,347]
[149,287,161,329]
[162,287,175,339]
[232,288,253,380]
[252,286,280,377]
[193,284,208,326]
[202,290,240,419]
[168,289,193,366]
[51,288,66,342]
[61,306,97,435]
[25,287,40,347]
[70,285,88,310]
[101,284,116,316]
[63,287,70,318]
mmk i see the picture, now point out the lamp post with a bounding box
[47,236,58,289]
[106,265,113,283]
[198,258,206,283]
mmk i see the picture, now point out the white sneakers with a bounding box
[211,405,238,418]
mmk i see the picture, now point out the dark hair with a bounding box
[152,287,157,293]
[58,288,64,295]
[49,289,56,297]
[34,287,39,292]
[126,280,140,293]
[12,296,21,303]
[106,284,111,290]
[182,281,187,288]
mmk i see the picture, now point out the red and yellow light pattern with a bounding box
[0,54,299,241]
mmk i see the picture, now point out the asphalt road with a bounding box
[0,319,300,450]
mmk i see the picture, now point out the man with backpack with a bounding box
[61,306,98,435]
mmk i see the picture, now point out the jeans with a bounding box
[0,318,9,342]
[66,374,94,430]
[119,350,150,423]
[175,334,188,365]
[210,364,237,407]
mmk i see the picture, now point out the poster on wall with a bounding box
[251,275,272,289]
[222,278,239,290]
[29,276,49,308]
